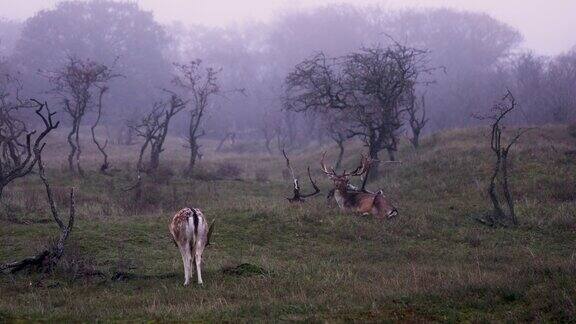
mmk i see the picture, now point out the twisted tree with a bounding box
[285,44,433,179]
[477,90,529,227]
[91,86,111,173]
[45,56,118,176]
[0,101,71,274]
[173,60,221,177]
[131,93,186,173]
[0,71,60,199]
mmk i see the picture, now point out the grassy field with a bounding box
[0,125,575,322]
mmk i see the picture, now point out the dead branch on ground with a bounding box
[283,149,320,203]
[1,103,76,274]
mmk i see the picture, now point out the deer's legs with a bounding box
[195,245,205,285]
[179,245,192,286]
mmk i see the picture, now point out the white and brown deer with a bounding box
[321,152,398,219]
[169,207,214,285]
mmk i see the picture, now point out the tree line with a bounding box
[0,1,574,159]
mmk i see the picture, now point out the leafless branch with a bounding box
[2,129,74,274]
[173,60,221,176]
[0,96,58,199]
[285,44,434,179]
[132,93,186,173]
[91,86,111,173]
[44,56,119,176]
[283,149,320,203]
[477,90,529,227]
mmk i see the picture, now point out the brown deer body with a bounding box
[169,207,213,285]
[322,153,398,219]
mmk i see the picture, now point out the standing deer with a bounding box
[321,152,398,219]
[169,207,214,285]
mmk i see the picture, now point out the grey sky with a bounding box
[1,0,575,55]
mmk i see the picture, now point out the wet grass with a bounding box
[0,125,575,321]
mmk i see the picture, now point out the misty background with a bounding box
[1,0,575,154]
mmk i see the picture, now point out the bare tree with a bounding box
[120,115,139,146]
[260,112,278,154]
[545,52,576,123]
[132,94,186,173]
[149,94,186,171]
[0,75,31,198]
[46,56,118,176]
[173,60,220,177]
[285,44,433,179]
[1,161,75,274]
[0,72,60,198]
[132,105,160,173]
[406,92,428,149]
[285,52,347,112]
[91,86,110,173]
[274,112,299,153]
[257,111,298,155]
[322,112,351,170]
[282,149,320,203]
[0,101,71,274]
[344,45,432,168]
[216,132,236,152]
[477,90,529,227]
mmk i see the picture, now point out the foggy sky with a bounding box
[1,0,575,55]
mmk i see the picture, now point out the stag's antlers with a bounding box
[320,151,337,177]
[320,151,371,178]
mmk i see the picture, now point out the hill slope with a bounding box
[1,125,575,321]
